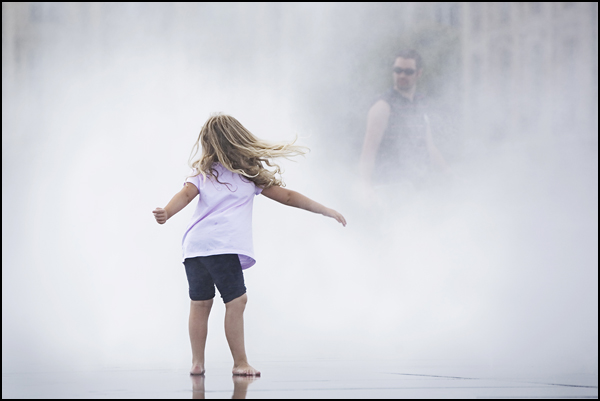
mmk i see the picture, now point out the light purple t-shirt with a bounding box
[182,164,263,269]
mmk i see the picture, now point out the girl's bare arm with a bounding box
[153,182,199,224]
[261,185,346,226]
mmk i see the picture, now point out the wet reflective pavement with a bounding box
[3,359,598,398]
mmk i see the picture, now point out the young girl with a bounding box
[152,113,346,377]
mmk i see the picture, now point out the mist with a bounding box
[3,2,597,380]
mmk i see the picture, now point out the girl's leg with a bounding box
[224,293,260,376]
[189,299,213,375]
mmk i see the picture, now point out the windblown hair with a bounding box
[188,113,308,188]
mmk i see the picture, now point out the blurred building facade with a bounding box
[3,2,598,154]
[2,2,461,163]
[460,2,598,148]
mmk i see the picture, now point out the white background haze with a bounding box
[3,2,597,378]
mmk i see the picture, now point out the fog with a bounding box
[3,2,597,379]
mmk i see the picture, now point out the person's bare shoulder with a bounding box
[368,99,391,121]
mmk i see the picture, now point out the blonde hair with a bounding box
[188,113,308,188]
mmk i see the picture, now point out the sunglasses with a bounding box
[393,67,416,75]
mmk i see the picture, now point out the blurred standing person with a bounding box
[359,49,450,200]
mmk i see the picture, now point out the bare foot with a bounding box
[190,364,205,375]
[232,363,261,376]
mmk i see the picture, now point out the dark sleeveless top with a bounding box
[373,88,430,185]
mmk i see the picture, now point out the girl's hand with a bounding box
[324,208,347,227]
[153,207,168,224]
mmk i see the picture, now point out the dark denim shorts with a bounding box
[183,254,246,303]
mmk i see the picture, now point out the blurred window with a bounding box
[434,3,445,25]
[563,38,580,129]
[531,43,544,92]
[29,2,64,23]
[472,53,482,88]
[471,3,482,33]
[500,47,512,79]
[499,2,511,25]
[530,3,542,16]
[449,3,460,26]
[434,3,460,27]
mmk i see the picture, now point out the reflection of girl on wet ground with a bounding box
[191,375,257,399]
[153,113,346,377]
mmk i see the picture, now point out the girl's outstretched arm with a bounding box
[153,182,199,224]
[261,185,346,227]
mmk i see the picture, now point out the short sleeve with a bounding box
[185,169,200,191]
[254,184,263,196]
